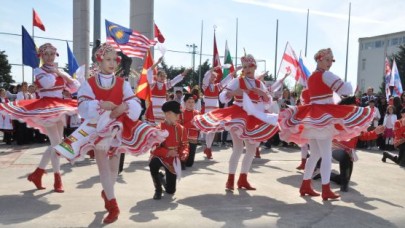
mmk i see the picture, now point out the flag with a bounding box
[67,42,79,76]
[183,86,191,93]
[136,50,153,103]
[33,9,45,31]
[277,42,305,86]
[154,23,165,43]
[105,19,157,59]
[390,59,403,97]
[385,57,392,100]
[136,50,154,122]
[22,26,39,68]
[222,40,235,79]
[298,54,312,80]
[213,33,223,83]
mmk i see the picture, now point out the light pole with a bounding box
[186,43,198,72]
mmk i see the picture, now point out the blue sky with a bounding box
[1,0,405,90]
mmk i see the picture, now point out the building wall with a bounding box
[357,31,405,94]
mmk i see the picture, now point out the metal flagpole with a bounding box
[274,19,279,80]
[344,2,351,82]
[235,18,238,67]
[305,9,309,57]
[198,20,203,88]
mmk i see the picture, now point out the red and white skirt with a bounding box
[193,105,279,143]
[0,97,77,134]
[55,112,168,163]
[278,104,374,145]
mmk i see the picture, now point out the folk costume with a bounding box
[0,43,80,193]
[201,69,234,159]
[194,54,279,191]
[149,101,189,200]
[382,109,405,167]
[278,48,374,200]
[55,43,167,224]
[179,94,200,167]
[145,68,185,123]
[0,96,13,144]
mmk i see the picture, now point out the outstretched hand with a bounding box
[374,125,385,135]
[182,68,192,77]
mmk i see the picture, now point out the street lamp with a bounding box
[186,43,198,72]
[256,59,267,72]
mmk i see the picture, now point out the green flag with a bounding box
[222,40,235,79]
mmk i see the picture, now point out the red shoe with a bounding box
[296,158,307,170]
[103,199,120,224]
[321,183,340,201]
[237,173,256,190]
[88,150,95,159]
[53,173,64,193]
[299,179,320,196]
[255,147,261,158]
[101,190,110,210]
[27,168,46,190]
[204,148,213,159]
[225,174,235,190]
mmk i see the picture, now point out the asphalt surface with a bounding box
[0,141,404,227]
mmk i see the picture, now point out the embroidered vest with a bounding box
[307,71,333,102]
[88,76,124,105]
[234,77,261,103]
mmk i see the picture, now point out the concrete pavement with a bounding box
[0,142,404,227]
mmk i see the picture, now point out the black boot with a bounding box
[151,173,163,200]
[383,152,398,163]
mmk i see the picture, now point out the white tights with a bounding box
[300,144,309,159]
[205,132,215,149]
[303,138,332,184]
[228,131,259,174]
[38,121,64,173]
[94,137,120,200]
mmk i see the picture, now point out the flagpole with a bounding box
[32,9,35,84]
[344,2,351,82]
[198,20,203,89]
[276,42,288,81]
[274,19,279,80]
[305,9,309,57]
[235,18,238,67]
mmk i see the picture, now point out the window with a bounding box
[362,59,366,70]
[392,37,399,46]
[375,40,383,48]
[365,42,373,49]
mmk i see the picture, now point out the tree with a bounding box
[0,51,14,88]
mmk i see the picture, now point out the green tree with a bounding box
[0,51,14,88]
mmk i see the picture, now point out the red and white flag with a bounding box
[213,33,223,83]
[277,42,305,86]
[33,9,45,31]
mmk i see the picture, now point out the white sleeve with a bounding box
[65,78,81,94]
[16,92,24,101]
[123,81,142,121]
[322,71,353,95]
[270,79,283,93]
[36,74,56,89]
[77,81,101,120]
[146,68,155,84]
[383,116,387,126]
[202,71,211,91]
[219,73,234,89]
[260,81,272,109]
[219,78,239,104]
[167,74,184,89]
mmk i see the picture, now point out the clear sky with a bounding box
[1,0,405,91]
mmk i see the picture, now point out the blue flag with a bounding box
[67,42,79,76]
[22,26,39,68]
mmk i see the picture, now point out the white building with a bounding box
[357,31,405,94]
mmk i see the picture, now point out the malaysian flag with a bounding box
[105,20,156,59]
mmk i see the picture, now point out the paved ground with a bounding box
[0,141,404,228]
